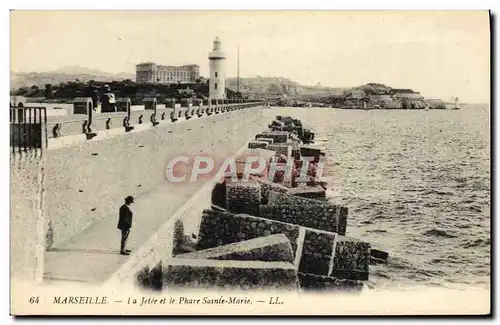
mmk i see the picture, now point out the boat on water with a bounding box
[453,97,460,110]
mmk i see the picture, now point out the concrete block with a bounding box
[225,181,261,216]
[256,131,289,144]
[211,181,226,208]
[163,259,298,290]
[260,204,339,234]
[176,234,294,263]
[256,137,274,145]
[256,178,288,205]
[287,185,326,199]
[267,144,292,157]
[267,191,347,235]
[300,146,325,163]
[331,236,370,281]
[298,273,364,292]
[248,141,268,149]
[298,229,336,276]
[196,209,301,255]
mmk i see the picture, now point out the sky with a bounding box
[10,10,490,103]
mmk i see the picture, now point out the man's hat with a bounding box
[125,196,134,203]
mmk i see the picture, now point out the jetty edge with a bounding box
[135,115,389,292]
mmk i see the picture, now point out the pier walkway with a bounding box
[43,180,202,284]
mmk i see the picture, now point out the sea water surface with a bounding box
[264,105,490,290]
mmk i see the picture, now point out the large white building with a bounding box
[208,37,226,100]
[135,63,200,84]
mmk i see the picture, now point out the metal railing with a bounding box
[10,106,47,152]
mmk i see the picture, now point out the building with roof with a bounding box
[136,62,200,84]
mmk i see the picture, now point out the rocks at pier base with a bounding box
[256,178,289,204]
[196,209,301,255]
[266,191,347,235]
[176,234,294,263]
[135,262,163,291]
[287,185,326,199]
[256,137,274,145]
[225,181,261,216]
[298,273,364,292]
[266,144,292,157]
[248,141,268,149]
[162,259,298,291]
[255,131,289,144]
[300,146,325,163]
[260,204,340,235]
[331,236,371,281]
[298,229,336,276]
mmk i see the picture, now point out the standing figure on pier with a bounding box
[117,196,134,255]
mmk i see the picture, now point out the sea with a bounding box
[264,105,490,291]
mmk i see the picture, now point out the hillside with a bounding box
[11,66,344,99]
[226,76,344,98]
[10,66,135,90]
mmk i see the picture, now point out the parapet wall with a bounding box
[43,107,266,248]
[10,150,45,283]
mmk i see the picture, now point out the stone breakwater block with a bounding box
[177,234,294,263]
[287,186,326,199]
[256,131,289,144]
[298,229,336,276]
[163,259,298,290]
[257,137,274,145]
[248,141,268,149]
[300,146,324,162]
[211,181,227,208]
[298,273,364,292]
[225,181,261,216]
[256,179,288,204]
[370,248,389,261]
[196,209,301,255]
[267,191,347,235]
[331,236,370,281]
[267,144,292,157]
[260,204,340,234]
[135,262,163,291]
[234,149,275,179]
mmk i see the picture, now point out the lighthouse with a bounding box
[208,37,226,101]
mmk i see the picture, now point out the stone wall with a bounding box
[10,150,45,283]
[43,107,265,248]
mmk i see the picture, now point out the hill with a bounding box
[10,66,135,90]
[226,76,344,98]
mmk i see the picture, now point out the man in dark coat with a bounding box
[117,196,134,255]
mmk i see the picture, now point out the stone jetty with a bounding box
[137,115,387,292]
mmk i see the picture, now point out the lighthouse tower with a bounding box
[208,37,226,100]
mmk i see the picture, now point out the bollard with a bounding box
[171,104,181,122]
[73,97,93,115]
[116,98,131,112]
[165,98,176,108]
[150,112,159,126]
[52,123,61,138]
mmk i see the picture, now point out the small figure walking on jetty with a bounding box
[117,196,134,255]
